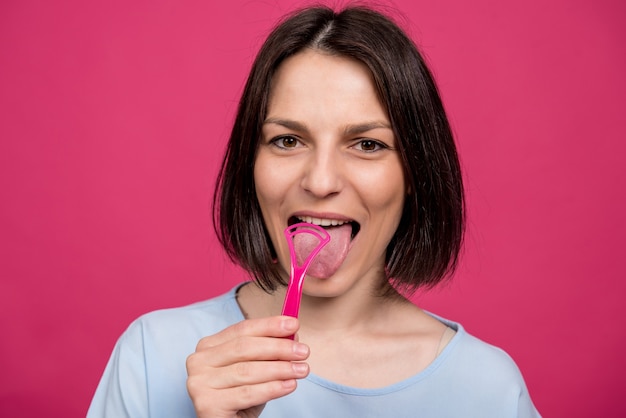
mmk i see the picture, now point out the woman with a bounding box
[88,6,540,418]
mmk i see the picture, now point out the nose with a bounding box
[299,147,343,198]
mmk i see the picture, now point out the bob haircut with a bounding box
[213,5,464,294]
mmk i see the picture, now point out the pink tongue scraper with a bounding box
[281,223,331,328]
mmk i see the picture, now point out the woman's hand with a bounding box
[186,316,310,418]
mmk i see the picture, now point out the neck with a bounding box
[297,280,398,333]
[236,274,409,335]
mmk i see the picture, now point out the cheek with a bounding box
[253,158,286,257]
[253,154,291,216]
[355,164,406,214]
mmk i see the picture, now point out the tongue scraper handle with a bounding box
[281,223,331,321]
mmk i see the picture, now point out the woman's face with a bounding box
[254,49,406,296]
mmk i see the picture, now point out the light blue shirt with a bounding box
[88,285,540,417]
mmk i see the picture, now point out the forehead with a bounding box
[267,49,387,121]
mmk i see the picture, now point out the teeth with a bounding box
[297,216,349,226]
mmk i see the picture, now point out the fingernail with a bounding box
[292,362,308,375]
[282,317,297,331]
[282,379,296,388]
[293,342,308,356]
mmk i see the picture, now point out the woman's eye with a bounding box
[271,136,301,149]
[354,139,386,152]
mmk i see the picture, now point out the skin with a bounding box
[186,49,453,418]
[257,49,405,294]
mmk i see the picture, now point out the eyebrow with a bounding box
[263,118,309,133]
[344,121,392,135]
[263,118,392,135]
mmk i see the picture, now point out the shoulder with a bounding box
[428,317,541,415]
[119,285,245,353]
[425,317,541,417]
[456,326,522,375]
[88,285,247,418]
[433,316,525,382]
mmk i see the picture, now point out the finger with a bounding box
[226,380,299,411]
[196,316,299,350]
[191,379,299,416]
[189,336,309,371]
[209,361,309,389]
[221,336,309,365]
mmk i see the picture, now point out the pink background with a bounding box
[1,0,624,416]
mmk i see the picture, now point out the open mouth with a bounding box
[286,215,358,278]
[289,216,360,239]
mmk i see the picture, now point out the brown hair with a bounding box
[213,6,464,293]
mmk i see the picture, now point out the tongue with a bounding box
[293,223,352,279]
